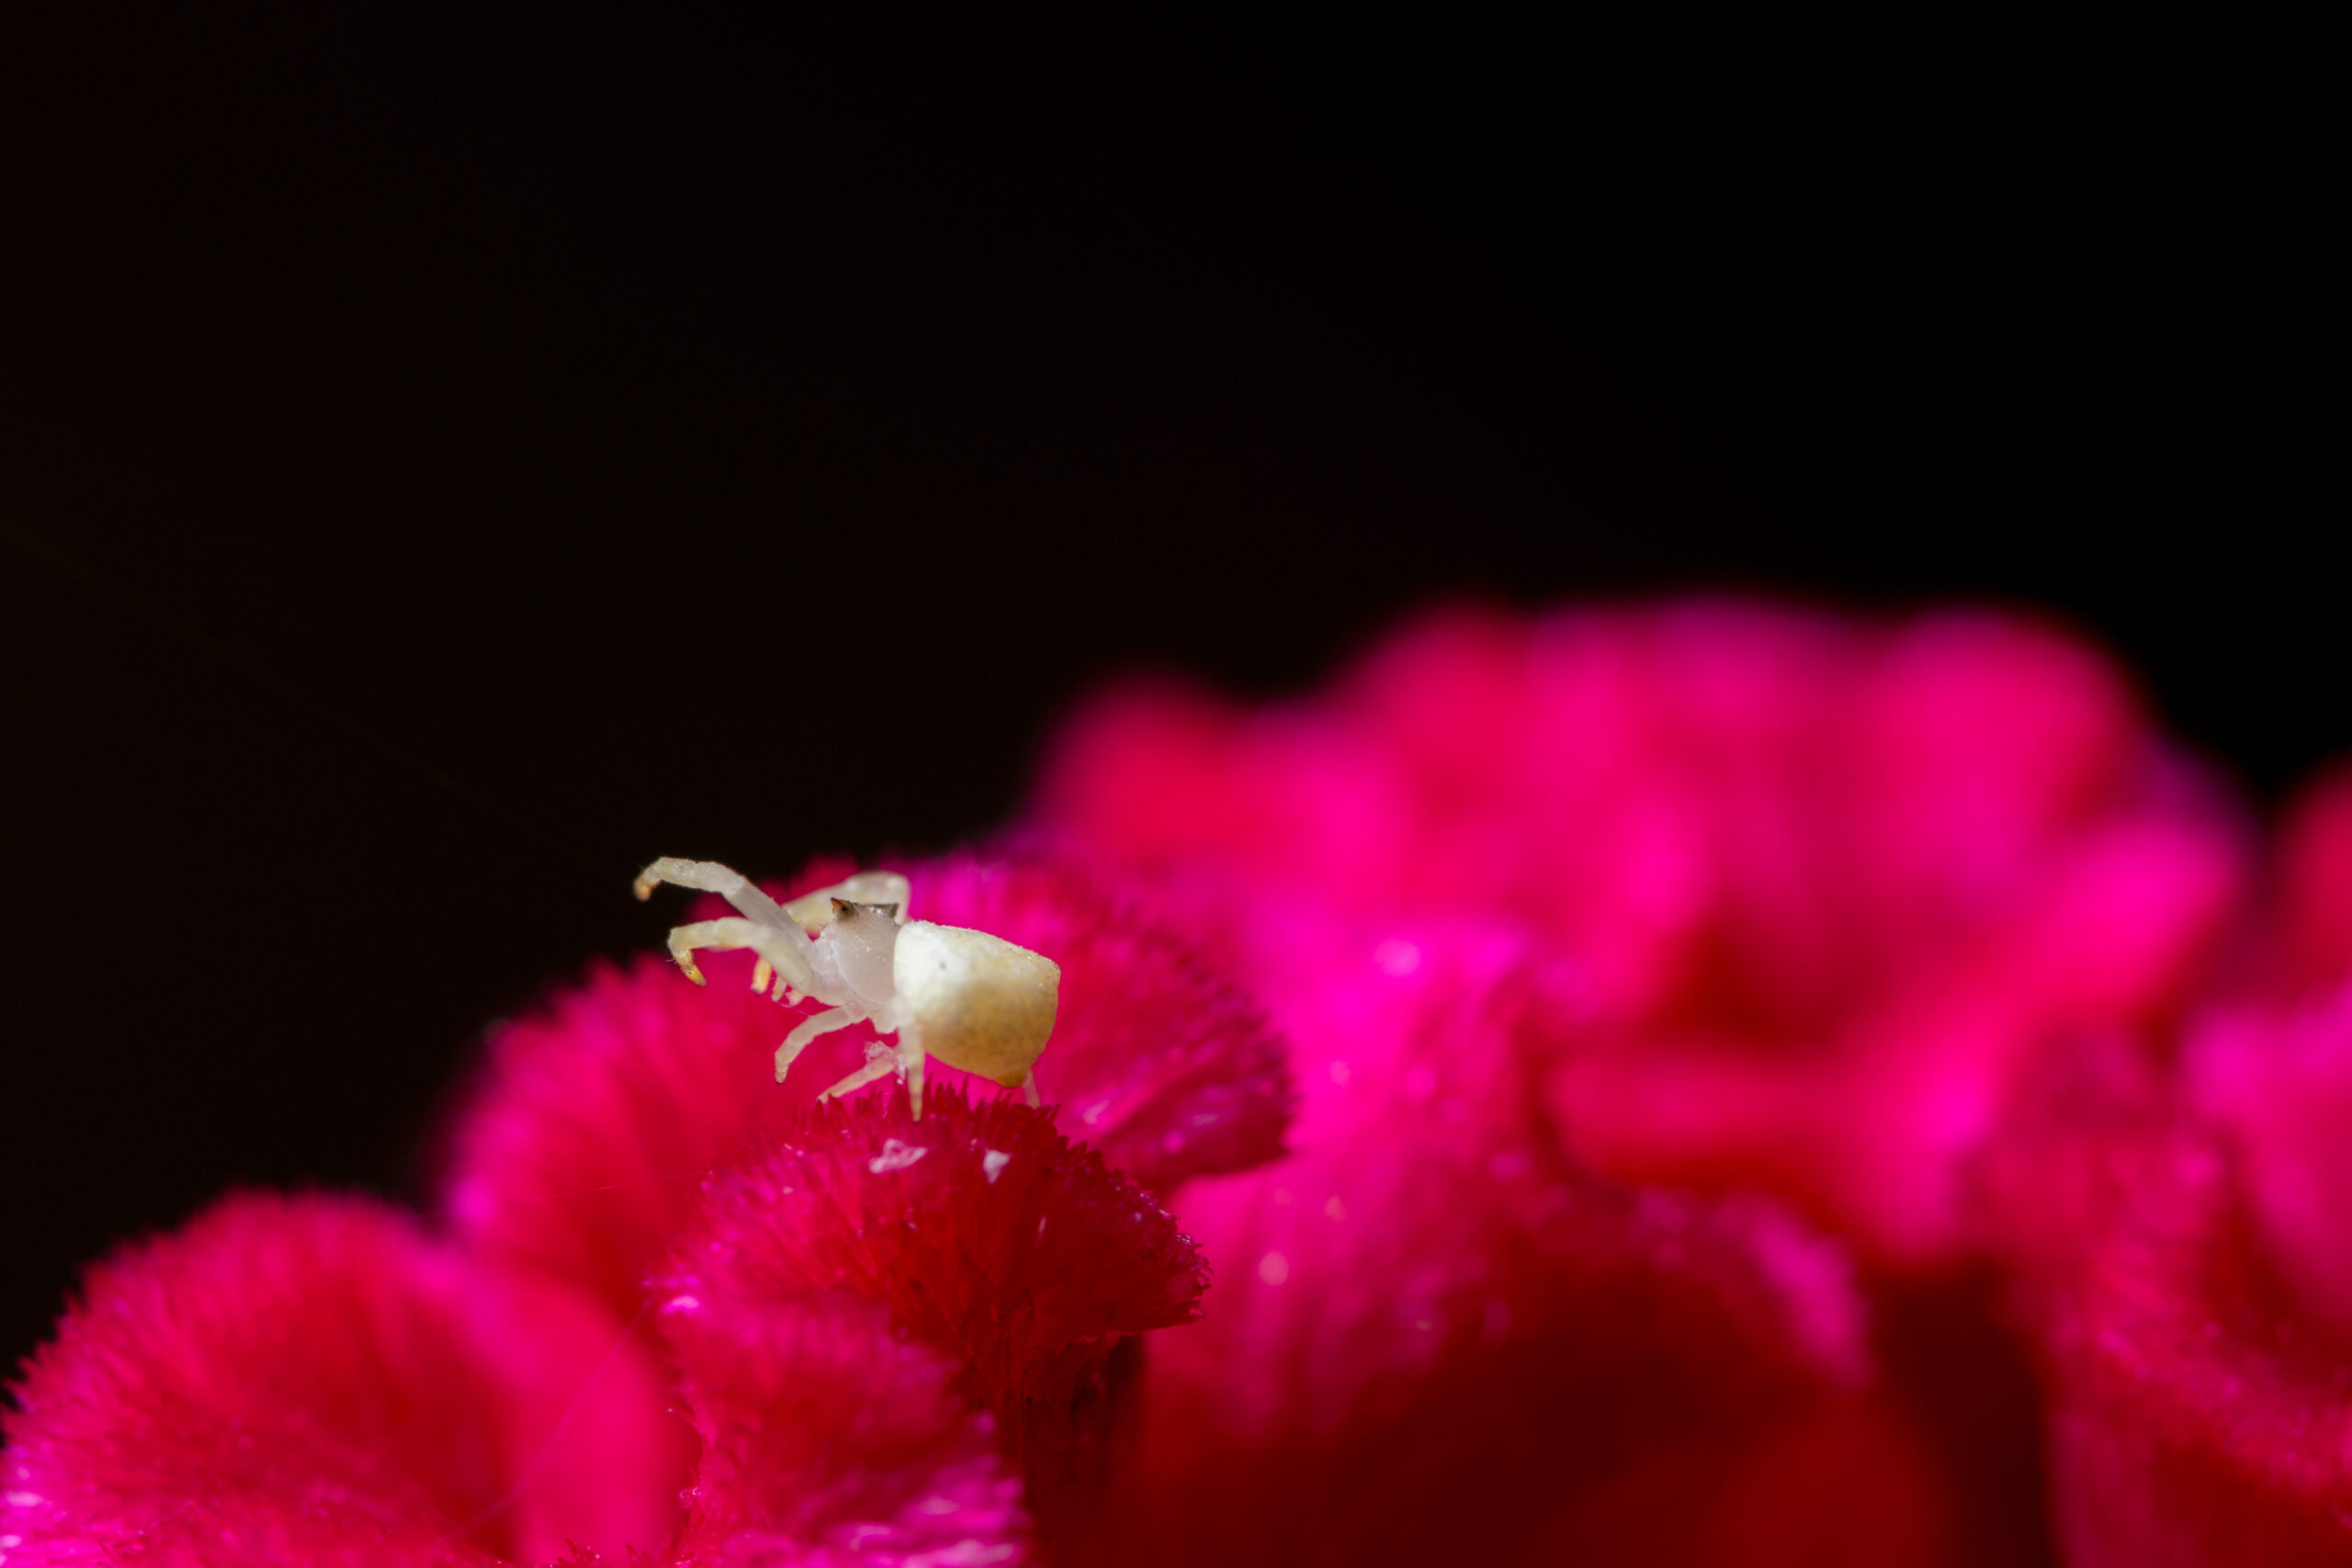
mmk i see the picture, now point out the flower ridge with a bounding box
[662,1088,1207,1560]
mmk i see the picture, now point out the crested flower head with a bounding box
[1994,759,2352,1565]
[661,1086,1207,1561]
[1035,600,2248,1265]
[3,1191,687,1565]
[14,601,2337,1568]
[1080,917,1951,1566]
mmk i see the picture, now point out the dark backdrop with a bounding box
[1,7,2329,1373]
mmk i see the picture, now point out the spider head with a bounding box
[818,899,904,1005]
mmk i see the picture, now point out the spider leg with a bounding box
[776,1006,857,1083]
[1020,1071,1041,1110]
[903,1045,928,1122]
[634,857,799,931]
[662,917,820,995]
[816,1053,899,1104]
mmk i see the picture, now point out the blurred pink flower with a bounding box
[1081,916,1955,1567]
[660,1088,1207,1563]
[2000,762,2352,1565]
[2271,765,2352,995]
[1035,600,2248,1267]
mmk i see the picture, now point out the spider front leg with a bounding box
[815,1039,931,1118]
[775,1006,858,1083]
[634,857,800,931]
[662,917,820,995]
[816,1046,899,1105]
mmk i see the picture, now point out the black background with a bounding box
[1,8,2332,1377]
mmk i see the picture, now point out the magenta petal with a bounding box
[1087,925,1944,1566]
[3,1191,687,1566]
[2192,996,2352,1344]
[660,1088,1207,1561]
[1542,805,2244,1266]
[1111,1167,1894,1566]
[2038,1131,2352,1567]
[442,953,836,1326]
[2007,777,2352,1563]
[1031,599,2247,1266]
[1986,1021,2352,1568]
[663,1290,1031,1568]
[2278,762,2352,992]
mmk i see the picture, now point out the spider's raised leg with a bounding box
[903,1047,928,1121]
[634,857,799,931]
[776,1006,857,1083]
[662,917,820,995]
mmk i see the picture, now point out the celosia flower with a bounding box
[1082,915,1960,1567]
[2267,763,2352,995]
[2000,762,2352,1565]
[5,1095,1208,1566]
[3,855,1247,1566]
[661,1087,1208,1562]
[1,1191,688,1564]
[1035,600,2248,1267]
[447,850,1958,1564]
[13,602,2297,1568]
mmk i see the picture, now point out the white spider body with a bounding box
[633,857,1057,1117]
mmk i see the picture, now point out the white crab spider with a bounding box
[633,857,1058,1119]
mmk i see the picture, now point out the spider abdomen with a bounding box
[895,920,1060,1086]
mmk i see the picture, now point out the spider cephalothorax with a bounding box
[634,857,1058,1117]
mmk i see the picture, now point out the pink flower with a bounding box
[2,1191,687,1564]
[2002,1041,2352,1566]
[12,604,2281,1565]
[1082,916,1958,1566]
[2271,764,2352,995]
[2001,762,2352,1565]
[660,1087,1207,1563]
[6,857,1227,1566]
[1035,600,2247,1266]
[3,831,1973,1565]
[6,1097,1207,1567]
